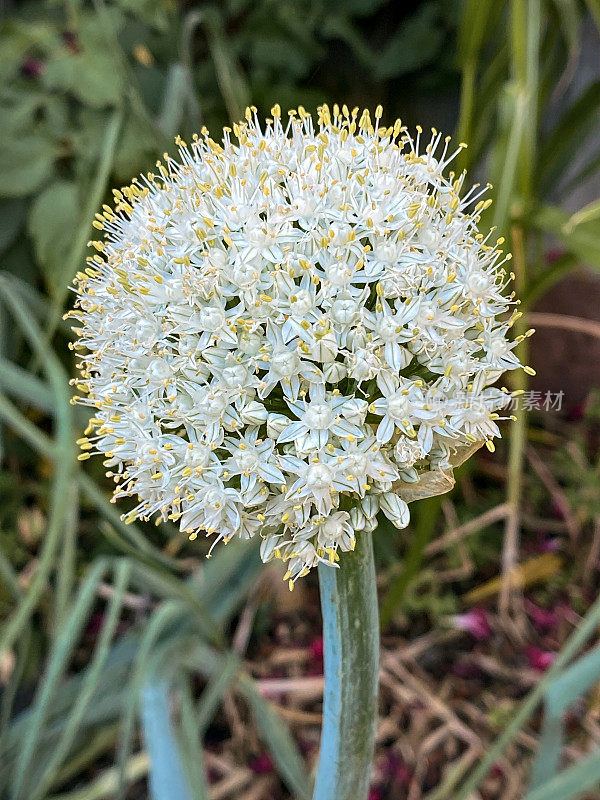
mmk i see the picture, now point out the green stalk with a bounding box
[380,497,441,627]
[313,531,379,800]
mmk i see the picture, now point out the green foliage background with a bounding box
[1,1,600,799]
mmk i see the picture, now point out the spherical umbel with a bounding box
[69,103,528,587]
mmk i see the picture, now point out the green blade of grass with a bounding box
[54,482,79,631]
[12,558,109,799]
[0,533,22,601]
[201,8,250,123]
[25,560,132,800]
[524,749,600,800]
[239,676,313,800]
[537,80,600,194]
[0,356,55,414]
[47,752,149,800]
[0,390,55,458]
[0,276,75,658]
[529,644,600,790]
[1,637,137,771]
[115,601,188,800]
[0,628,31,763]
[176,676,209,800]
[60,109,122,295]
[31,107,122,361]
[380,496,441,627]
[195,651,240,735]
[454,583,600,800]
[52,724,121,790]
[128,561,219,643]
[454,0,501,172]
[79,475,186,572]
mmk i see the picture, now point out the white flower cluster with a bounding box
[70,104,528,587]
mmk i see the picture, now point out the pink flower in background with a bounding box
[309,636,324,662]
[525,599,559,632]
[20,58,44,78]
[454,608,492,641]
[526,646,555,671]
[452,658,484,679]
[249,753,274,775]
[545,247,565,264]
[383,752,412,786]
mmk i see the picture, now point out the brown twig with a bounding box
[583,517,600,591]
[526,446,580,543]
[426,504,511,556]
[526,311,600,340]
[381,652,482,749]
[255,675,324,700]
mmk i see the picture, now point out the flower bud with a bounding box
[266,413,288,438]
[349,506,367,531]
[323,361,346,384]
[379,492,409,528]
[241,401,268,425]
[361,495,379,519]
[341,398,368,425]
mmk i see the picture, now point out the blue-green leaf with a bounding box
[141,681,193,800]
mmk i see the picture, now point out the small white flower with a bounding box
[379,492,410,529]
[278,385,365,451]
[71,104,523,586]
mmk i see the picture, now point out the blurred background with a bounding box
[1,1,600,799]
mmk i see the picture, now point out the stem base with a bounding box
[313,533,379,800]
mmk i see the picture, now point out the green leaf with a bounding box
[21,561,132,800]
[43,50,124,108]
[564,199,600,231]
[549,0,581,57]
[0,356,54,414]
[195,652,240,735]
[538,80,600,192]
[113,111,160,182]
[524,749,600,800]
[529,645,600,790]
[177,677,209,800]
[373,4,444,80]
[529,205,600,271]
[113,0,170,30]
[12,560,109,799]
[380,497,441,626]
[27,180,79,296]
[0,135,56,198]
[0,20,61,82]
[456,0,501,68]
[140,681,193,800]
[0,199,26,254]
[585,0,600,32]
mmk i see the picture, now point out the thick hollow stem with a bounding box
[313,532,379,800]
